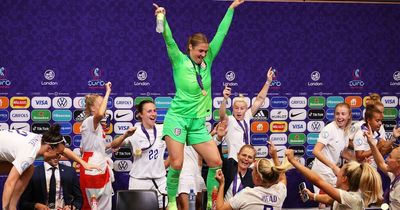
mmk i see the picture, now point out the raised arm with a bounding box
[220,85,231,122]
[229,0,245,9]
[154,4,182,65]
[365,125,389,174]
[93,82,111,129]
[269,141,286,185]
[211,121,227,144]
[208,0,244,61]
[286,150,338,205]
[215,169,233,210]
[251,67,273,116]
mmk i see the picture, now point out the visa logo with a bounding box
[118,126,129,130]
[381,96,398,108]
[292,124,303,129]
[35,100,48,105]
[384,99,395,104]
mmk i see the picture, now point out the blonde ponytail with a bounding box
[343,161,383,206]
[359,163,383,206]
[256,157,292,185]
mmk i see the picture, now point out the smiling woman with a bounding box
[311,102,353,208]
[153,1,245,209]
[218,68,274,162]
[112,100,169,210]
[221,144,256,202]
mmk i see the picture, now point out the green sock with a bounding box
[207,166,221,205]
[167,167,181,209]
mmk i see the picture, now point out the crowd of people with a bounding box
[0,0,399,210]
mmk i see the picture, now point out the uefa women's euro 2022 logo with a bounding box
[0,67,12,88]
[88,67,106,88]
[349,68,364,88]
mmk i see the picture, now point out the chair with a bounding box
[116,189,159,210]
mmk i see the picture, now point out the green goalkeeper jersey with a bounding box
[162,8,234,118]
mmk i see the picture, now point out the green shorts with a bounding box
[162,113,211,145]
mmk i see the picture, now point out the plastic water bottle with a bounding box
[188,189,196,210]
[90,194,98,210]
[156,13,164,33]
[211,186,218,210]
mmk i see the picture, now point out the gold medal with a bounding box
[201,89,207,96]
[200,61,206,69]
[134,148,142,156]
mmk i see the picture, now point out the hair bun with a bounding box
[49,124,61,135]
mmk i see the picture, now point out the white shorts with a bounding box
[196,172,206,192]
[129,176,168,208]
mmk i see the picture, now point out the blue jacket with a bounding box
[19,163,83,210]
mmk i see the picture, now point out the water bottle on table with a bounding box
[188,189,196,210]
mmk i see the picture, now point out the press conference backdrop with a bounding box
[1,0,399,208]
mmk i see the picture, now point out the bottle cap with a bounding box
[156,13,164,20]
[381,203,389,210]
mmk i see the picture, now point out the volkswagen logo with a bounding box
[57,98,68,108]
[44,69,55,81]
[225,71,235,81]
[137,70,147,81]
[311,122,321,130]
[118,160,129,170]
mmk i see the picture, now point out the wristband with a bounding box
[266,81,271,85]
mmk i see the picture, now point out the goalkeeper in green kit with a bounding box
[153,0,245,209]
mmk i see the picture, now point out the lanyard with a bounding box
[384,174,400,204]
[232,172,244,196]
[375,131,381,140]
[362,123,381,140]
[189,56,207,96]
[140,124,157,151]
[236,119,249,144]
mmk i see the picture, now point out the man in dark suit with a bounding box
[19,155,83,210]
